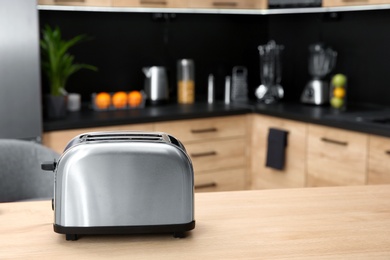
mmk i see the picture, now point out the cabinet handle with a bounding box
[386,150,390,155]
[212,1,238,7]
[191,127,217,134]
[55,0,85,2]
[342,0,368,2]
[195,182,217,189]
[321,137,348,146]
[140,0,167,5]
[191,151,217,158]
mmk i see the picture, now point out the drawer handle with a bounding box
[386,150,390,155]
[191,151,217,158]
[191,127,217,134]
[195,182,217,189]
[55,0,85,2]
[140,0,167,5]
[321,137,348,146]
[342,0,368,2]
[212,1,238,7]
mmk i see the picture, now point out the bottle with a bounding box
[177,59,195,104]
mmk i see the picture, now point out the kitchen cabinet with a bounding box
[111,0,186,8]
[42,123,154,153]
[368,135,390,184]
[250,114,307,189]
[154,115,249,192]
[323,0,390,7]
[306,124,368,187]
[187,0,267,9]
[38,0,111,6]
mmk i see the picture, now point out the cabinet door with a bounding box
[368,135,390,184]
[251,115,307,189]
[112,0,186,7]
[42,123,154,153]
[38,0,111,6]
[194,168,246,192]
[154,115,247,142]
[323,0,390,7]
[307,125,368,187]
[187,0,263,9]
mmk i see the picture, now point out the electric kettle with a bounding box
[143,66,169,105]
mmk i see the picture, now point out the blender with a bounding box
[301,43,337,105]
[255,40,284,104]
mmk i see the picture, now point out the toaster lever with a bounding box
[41,161,57,172]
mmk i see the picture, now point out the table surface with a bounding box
[1,185,390,259]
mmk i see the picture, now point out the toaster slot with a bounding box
[80,133,166,143]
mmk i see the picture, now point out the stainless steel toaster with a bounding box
[42,131,195,241]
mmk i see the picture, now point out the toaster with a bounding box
[42,131,195,241]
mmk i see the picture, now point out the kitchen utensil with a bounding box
[301,43,337,105]
[143,66,169,105]
[208,74,214,104]
[42,131,195,241]
[231,66,248,102]
[255,40,284,104]
[225,76,231,104]
[177,59,195,104]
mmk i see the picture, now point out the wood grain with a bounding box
[306,124,368,187]
[42,123,154,153]
[368,135,390,184]
[322,0,390,7]
[1,185,390,259]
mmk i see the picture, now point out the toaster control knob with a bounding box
[41,161,57,172]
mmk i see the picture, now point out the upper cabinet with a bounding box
[187,0,267,9]
[38,0,111,6]
[112,0,186,8]
[323,0,390,7]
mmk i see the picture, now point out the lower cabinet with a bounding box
[323,0,390,7]
[306,124,368,187]
[43,115,250,192]
[368,135,390,184]
[250,114,307,189]
[155,115,250,192]
[42,123,154,153]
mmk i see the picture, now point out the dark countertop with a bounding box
[43,101,390,138]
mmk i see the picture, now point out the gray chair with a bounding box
[0,139,59,202]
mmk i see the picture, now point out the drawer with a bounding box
[186,138,246,172]
[306,125,368,187]
[42,123,154,154]
[38,0,111,6]
[368,135,390,184]
[194,168,246,192]
[154,115,247,143]
[112,0,186,7]
[187,0,263,9]
[322,0,390,7]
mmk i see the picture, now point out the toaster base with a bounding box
[54,221,195,241]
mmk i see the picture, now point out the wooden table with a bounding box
[1,185,390,259]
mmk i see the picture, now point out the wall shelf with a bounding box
[37,4,390,15]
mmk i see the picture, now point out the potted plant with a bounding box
[40,25,97,119]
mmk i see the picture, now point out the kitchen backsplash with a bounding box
[39,9,390,106]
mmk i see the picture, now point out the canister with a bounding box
[177,59,195,104]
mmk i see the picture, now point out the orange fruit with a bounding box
[112,91,128,109]
[95,92,111,109]
[333,87,346,98]
[128,91,143,107]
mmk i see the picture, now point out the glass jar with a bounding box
[177,59,195,104]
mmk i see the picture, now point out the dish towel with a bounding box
[265,128,289,170]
